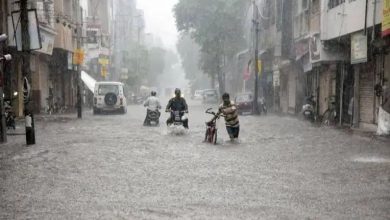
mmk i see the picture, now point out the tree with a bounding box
[177,33,201,82]
[124,45,149,89]
[148,47,166,85]
[174,0,248,94]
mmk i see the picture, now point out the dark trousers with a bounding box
[226,126,239,138]
[26,127,35,145]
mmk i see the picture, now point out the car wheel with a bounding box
[93,108,99,115]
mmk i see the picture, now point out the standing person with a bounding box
[219,93,240,141]
[166,88,189,129]
[143,91,161,126]
[382,79,390,113]
[377,79,390,135]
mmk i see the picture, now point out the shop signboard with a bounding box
[382,0,390,37]
[351,31,367,64]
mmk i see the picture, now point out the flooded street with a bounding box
[1,102,389,219]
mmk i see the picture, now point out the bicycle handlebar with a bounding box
[166,110,187,113]
[205,108,225,117]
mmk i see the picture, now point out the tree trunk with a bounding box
[217,67,225,95]
[211,74,215,89]
[216,52,225,95]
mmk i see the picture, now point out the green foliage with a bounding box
[123,45,149,88]
[148,47,166,81]
[174,0,248,92]
[177,33,200,81]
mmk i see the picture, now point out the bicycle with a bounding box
[204,108,224,144]
[321,101,337,126]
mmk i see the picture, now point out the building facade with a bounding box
[238,0,390,131]
[4,0,83,116]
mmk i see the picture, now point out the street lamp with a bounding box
[252,0,260,115]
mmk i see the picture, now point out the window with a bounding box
[311,0,320,14]
[328,0,345,9]
[98,85,119,95]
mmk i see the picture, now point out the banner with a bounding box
[243,60,251,81]
[351,32,367,64]
[73,48,85,65]
[8,10,42,51]
[383,0,390,37]
[36,28,55,55]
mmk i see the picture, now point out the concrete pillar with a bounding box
[353,65,360,128]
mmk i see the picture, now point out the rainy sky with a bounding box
[137,0,179,50]
[81,0,179,50]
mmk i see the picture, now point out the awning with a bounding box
[236,49,249,59]
[81,71,96,92]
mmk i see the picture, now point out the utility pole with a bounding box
[76,0,82,118]
[0,35,7,143]
[252,0,260,115]
[21,0,35,145]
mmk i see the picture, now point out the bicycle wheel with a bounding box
[213,130,218,145]
[204,129,209,142]
[322,109,337,126]
[208,130,214,143]
[321,109,331,126]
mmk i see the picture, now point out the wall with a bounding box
[53,0,74,52]
[0,1,7,35]
[321,0,383,40]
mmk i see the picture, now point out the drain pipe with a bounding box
[372,0,377,43]
[364,0,369,35]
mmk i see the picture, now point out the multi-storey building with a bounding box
[4,0,83,115]
[240,0,389,131]
[85,0,113,81]
[320,0,385,129]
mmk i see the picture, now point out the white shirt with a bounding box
[144,96,161,111]
[25,115,32,128]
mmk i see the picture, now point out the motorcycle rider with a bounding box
[219,93,240,140]
[143,91,161,126]
[166,88,189,129]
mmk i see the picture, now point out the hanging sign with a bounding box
[8,9,42,51]
[382,0,390,37]
[351,32,367,64]
[73,48,85,65]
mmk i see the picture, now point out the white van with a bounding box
[93,82,127,114]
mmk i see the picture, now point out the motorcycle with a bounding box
[302,96,316,122]
[145,109,160,126]
[204,108,224,144]
[4,101,16,130]
[167,110,188,134]
[258,97,267,115]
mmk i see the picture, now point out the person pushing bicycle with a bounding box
[208,93,240,141]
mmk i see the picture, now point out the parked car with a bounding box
[202,89,219,104]
[235,93,254,115]
[192,90,204,100]
[93,82,127,114]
